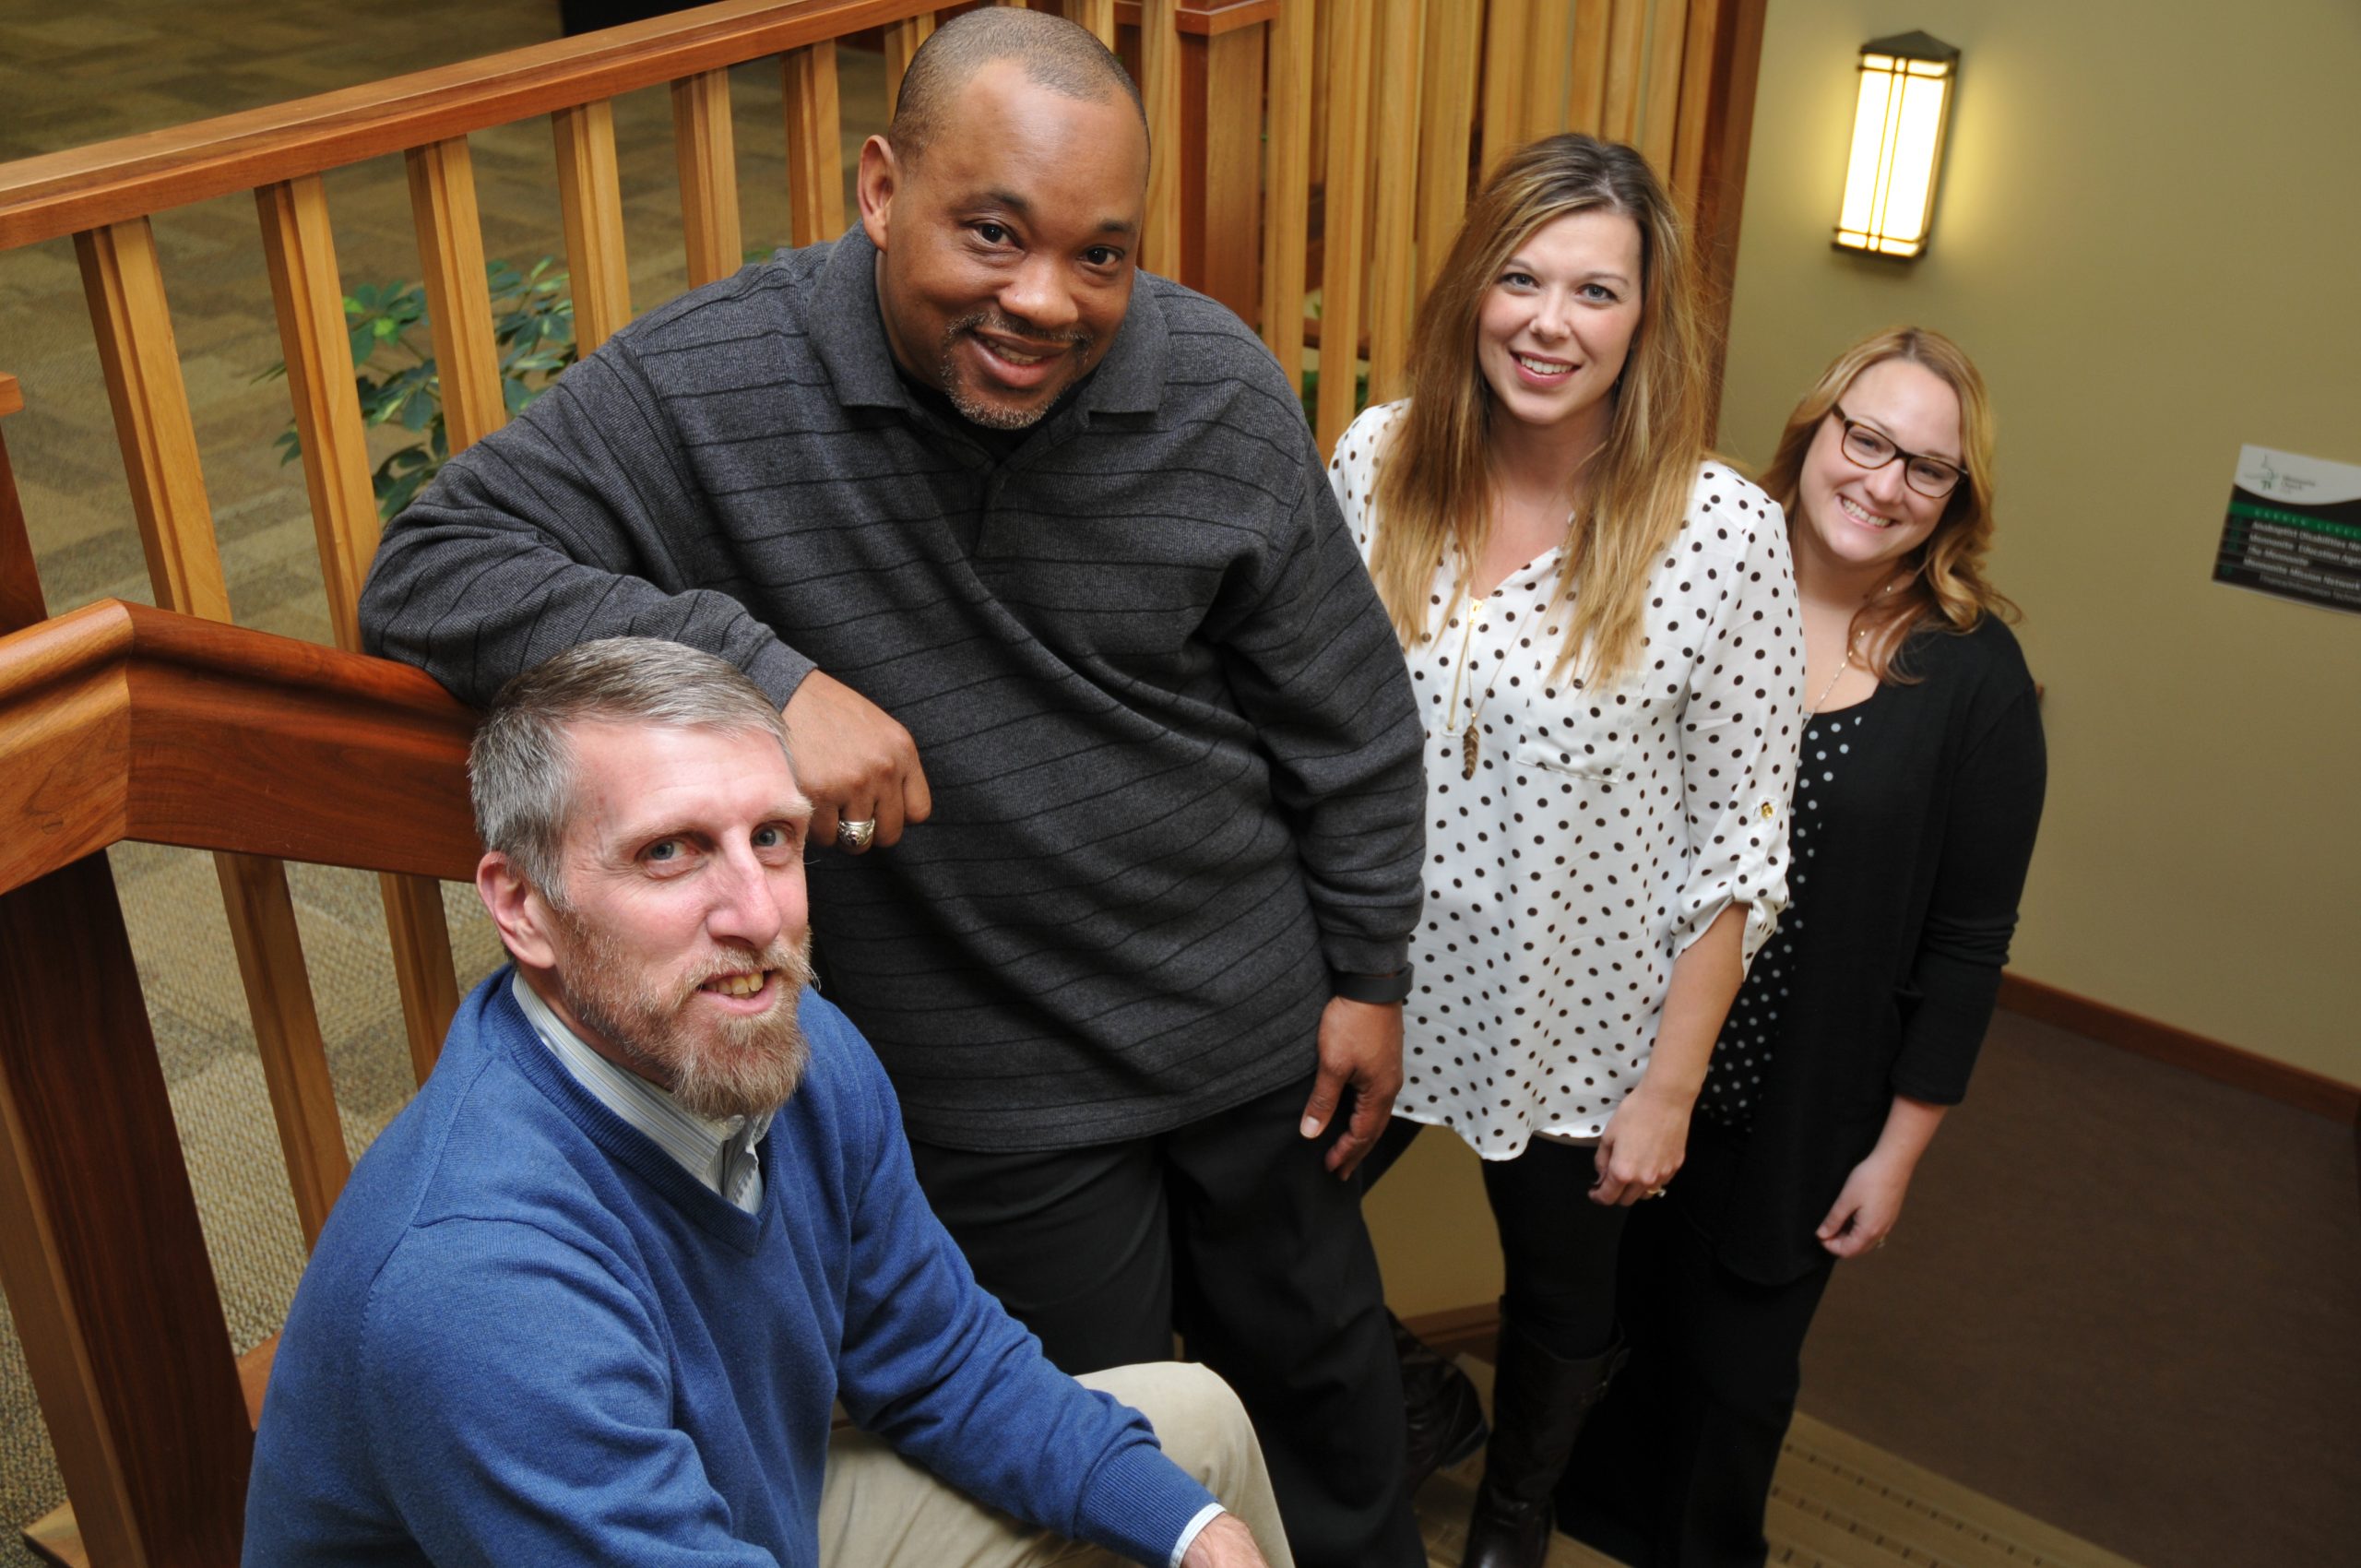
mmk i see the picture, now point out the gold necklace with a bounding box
[1809,576,1904,714]
[1443,599,1511,779]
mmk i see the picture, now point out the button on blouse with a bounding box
[1328,401,1805,1157]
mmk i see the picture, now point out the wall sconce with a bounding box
[1834,30,1958,259]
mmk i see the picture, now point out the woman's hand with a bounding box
[1816,1149,1913,1257]
[1591,1082,1691,1206]
[1818,1094,1949,1257]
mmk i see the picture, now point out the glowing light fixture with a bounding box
[1834,30,1959,259]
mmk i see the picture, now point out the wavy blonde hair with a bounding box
[1367,134,1709,686]
[1755,327,2013,682]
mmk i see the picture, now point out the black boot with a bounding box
[1461,1314,1625,1568]
[1395,1311,1490,1494]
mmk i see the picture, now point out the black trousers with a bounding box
[1557,1195,1835,1568]
[1366,1117,1628,1359]
[908,1074,1426,1568]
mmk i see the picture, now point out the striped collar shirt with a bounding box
[511,973,771,1213]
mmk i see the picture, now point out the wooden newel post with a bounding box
[0,856,254,1567]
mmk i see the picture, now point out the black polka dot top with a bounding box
[1328,401,1805,1156]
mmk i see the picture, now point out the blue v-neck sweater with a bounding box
[244,972,1212,1565]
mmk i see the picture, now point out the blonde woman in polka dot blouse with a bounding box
[1328,136,1802,1568]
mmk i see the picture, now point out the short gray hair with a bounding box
[470,638,791,906]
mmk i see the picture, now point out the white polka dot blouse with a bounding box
[1328,401,1805,1157]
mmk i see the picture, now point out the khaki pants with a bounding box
[818,1361,1295,1568]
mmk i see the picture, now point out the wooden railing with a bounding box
[0,4,1765,1560]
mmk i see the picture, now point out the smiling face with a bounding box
[1475,207,1645,451]
[1793,356,1964,587]
[496,720,817,1121]
[859,57,1148,430]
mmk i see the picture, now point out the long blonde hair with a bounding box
[1756,327,2013,682]
[1368,134,1709,686]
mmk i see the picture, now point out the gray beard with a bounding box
[936,312,1092,430]
[552,917,814,1122]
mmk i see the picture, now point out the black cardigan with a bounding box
[1675,615,2047,1284]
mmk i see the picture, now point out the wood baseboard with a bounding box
[1997,972,2360,1126]
[1401,1301,1501,1363]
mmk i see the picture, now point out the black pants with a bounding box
[908,1074,1425,1568]
[1558,1195,1835,1567]
[1366,1117,1627,1360]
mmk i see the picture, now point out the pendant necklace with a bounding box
[1443,597,1513,779]
[1810,576,1904,714]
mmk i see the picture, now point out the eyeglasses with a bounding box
[1830,405,1965,499]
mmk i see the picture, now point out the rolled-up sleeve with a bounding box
[1670,492,1806,966]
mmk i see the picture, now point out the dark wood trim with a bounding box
[1998,973,2360,1127]
[0,855,255,1565]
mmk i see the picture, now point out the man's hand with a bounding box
[782,670,932,853]
[1180,1513,1274,1568]
[1299,996,1402,1178]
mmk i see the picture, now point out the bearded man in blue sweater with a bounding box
[243,637,1287,1568]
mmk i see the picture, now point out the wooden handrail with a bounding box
[0,0,930,251]
[0,600,478,897]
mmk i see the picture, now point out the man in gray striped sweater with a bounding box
[359,12,1427,1565]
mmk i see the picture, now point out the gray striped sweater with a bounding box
[360,230,1425,1149]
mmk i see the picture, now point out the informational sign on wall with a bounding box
[2214,446,2361,614]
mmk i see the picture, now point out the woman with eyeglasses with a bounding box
[1327,133,1801,1568]
[1555,326,2047,1568]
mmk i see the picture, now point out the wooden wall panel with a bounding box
[1140,0,1183,279]
[1365,0,1425,405]
[1415,0,1480,294]
[1197,23,1266,322]
[1260,0,1313,387]
[1314,0,1371,457]
[1522,0,1574,143]
[1569,0,1612,137]
[1639,0,1689,172]
[1478,0,1526,175]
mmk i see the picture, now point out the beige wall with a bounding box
[1714,0,2361,1085]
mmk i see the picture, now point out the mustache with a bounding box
[680,936,814,998]
[948,310,1093,353]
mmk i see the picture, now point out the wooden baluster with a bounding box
[1415,0,1481,295]
[397,136,497,1078]
[1197,15,1266,324]
[1478,0,1527,176]
[1365,0,1424,406]
[406,137,506,452]
[1315,0,1372,458]
[81,217,360,1245]
[1569,0,1613,137]
[1063,0,1116,50]
[672,68,745,290]
[1139,0,1182,279]
[552,101,634,353]
[1260,0,1314,390]
[884,14,936,113]
[76,221,230,624]
[1669,0,1726,218]
[1639,0,1690,173]
[1522,0,1574,142]
[784,42,847,248]
[1,857,256,1568]
[0,374,40,636]
[1602,0,1648,145]
[259,174,453,1246]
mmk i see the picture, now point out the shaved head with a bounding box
[889,6,1146,168]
